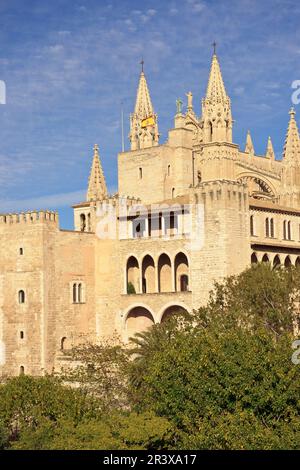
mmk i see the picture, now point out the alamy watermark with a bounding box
[94,201,205,252]
[292,339,300,365]
[291,80,300,105]
[0,80,6,104]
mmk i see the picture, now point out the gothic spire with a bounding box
[282,107,300,161]
[129,63,159,150]
[245,130,255,155]
[202,51,233,143]
[265,136,275,159]
[205,53,228,106]
[134,70,154,120]
[86,144,107,202]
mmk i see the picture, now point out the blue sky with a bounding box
[0,0,299,229]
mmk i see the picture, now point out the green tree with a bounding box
[0,375,98,443]
[127,264,300,449]
[11,412,175,450]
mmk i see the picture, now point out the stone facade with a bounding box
[1,52,300,376]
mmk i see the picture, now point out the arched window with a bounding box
[158,253,172,293]
[262,254,269,263]
[172,188,175,198]
[18,290,25,304]
[19,366,25,376]
[265,218,269,237]
[139,167,143,179]
[87,213,91,232]
[175,252,189,292]
[61,337,67,351]
[126,256,140,294]
[251,253,258,264]
[20,331,24,339]
[273,255,281,269]
[19,247,23,255]
[284,256,292,268]
[167,164,171,176]
[288,221,292,240]
[125,306,155,338]
[283,220,292,240]
[250,215,254,236]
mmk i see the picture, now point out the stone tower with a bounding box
[129,64,159,150]
[201,52,233,143]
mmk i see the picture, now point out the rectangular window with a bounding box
[270,218,274,238]
[250,215,254,236]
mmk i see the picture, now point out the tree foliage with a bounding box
[1,263,300,449]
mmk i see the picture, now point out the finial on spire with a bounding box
[212,41,217,55]
[140,58,144,73]
[93,143,99,153]
[245,130,255,155]
[266,136,275,159]
[283,107,300,160]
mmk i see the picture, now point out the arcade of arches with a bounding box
[126,252,189,294]
[251,252,300,268]
[125,304,189,338]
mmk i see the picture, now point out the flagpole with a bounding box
[121,101,125,152]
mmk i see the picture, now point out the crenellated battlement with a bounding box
[193,179,249,211]
[0,210,59,225]
[95,195,141,213]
